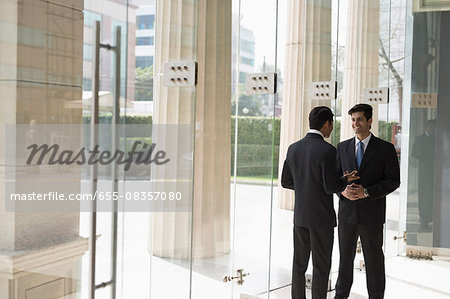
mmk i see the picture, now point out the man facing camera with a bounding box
[281,106,359,299]
[334,104,400,299]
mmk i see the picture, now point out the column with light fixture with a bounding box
[340,0,380,140]
[151,0,231,259]
[278,0,333,210]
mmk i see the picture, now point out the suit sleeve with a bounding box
[322,147,347,194]
[336,143,343,176]
[366,143,401,199]
[281,159,294,190]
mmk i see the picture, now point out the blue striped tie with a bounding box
[356,141,364,170]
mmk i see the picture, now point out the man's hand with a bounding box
[342,183,365,201]
[342,185,359,201]
[343,170,360,182]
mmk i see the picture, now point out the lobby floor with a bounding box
[265,257,450,299]
[78,182,450,298]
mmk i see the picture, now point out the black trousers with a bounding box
[335,223,385,299]
[292,225,334,299]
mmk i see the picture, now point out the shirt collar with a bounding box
[308,129,324,138]
[355,133,372,148]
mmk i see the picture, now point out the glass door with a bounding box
[81,1,130,298]
[187,0,281,297]
[327,0,406,295]
[81,0,198,298]
[403,8,440,251]
[231,0,279,297]
[402,2,450,256]
[130,0,196,298]
[378,0,406,260]
[384,2,450,297]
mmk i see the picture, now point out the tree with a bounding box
[378,1,406,123]
[232,93,264,116]
[379,37,404,122]
[232,85,263,116]
[135,66,153,101]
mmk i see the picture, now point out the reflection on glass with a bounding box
[411,119,436,230]
[406,10,440,247]
[230,0,279,297]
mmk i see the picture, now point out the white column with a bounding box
[278,0,332,210]
[152,0,231,258]
[340,0,380,140]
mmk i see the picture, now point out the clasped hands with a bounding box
[343,170,359,182]
[342,170,365,201]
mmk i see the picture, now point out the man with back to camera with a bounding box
[334,104,400,299]
[281,106,359,299]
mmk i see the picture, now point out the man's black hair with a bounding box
[348,103,373,120]
[309,106,334,130]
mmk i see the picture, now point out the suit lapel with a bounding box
[345,138,357,171]
[358,135,378,173]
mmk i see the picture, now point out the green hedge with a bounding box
[231,116,281,177]
[330,120,341,147]
[330,120,396,145]
[379,121,396,142]
[231,116,280,146]
[230,117,397,177]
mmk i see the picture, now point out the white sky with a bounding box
[235,0,403,122]
[239,0,287,71]
[237,0,347,74]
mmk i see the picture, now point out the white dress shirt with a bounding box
[308,129,324,138]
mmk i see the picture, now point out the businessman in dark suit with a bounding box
[334,104,400,299]
[281,106,359,299]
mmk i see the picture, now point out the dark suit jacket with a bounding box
[281,133,348,228]
[337,135,400,225]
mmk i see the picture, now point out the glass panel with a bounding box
[268,0,290,293]
[332,0,404,294]
[388,3,450,296]
[379,0,393,144]
[431,10,450,251]
[331,0,346,147]
[81,0,129,297]
[271,0,341,296]
[405,10,440,248]
[81,0,197,298]
[230,0,278,297]
[120,0,196,299]
[382,0,407,259]
[0,0,85,298]
[330,0,346,287]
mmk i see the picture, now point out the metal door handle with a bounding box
[223,269,250,285]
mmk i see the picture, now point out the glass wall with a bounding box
[404,2,450,251]
[0,0,86,298]
[1,0,450,298]
[405,10,439,247]
[230,0,279,296]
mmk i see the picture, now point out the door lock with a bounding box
[393,231,407,243]
[223,269,249,285]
